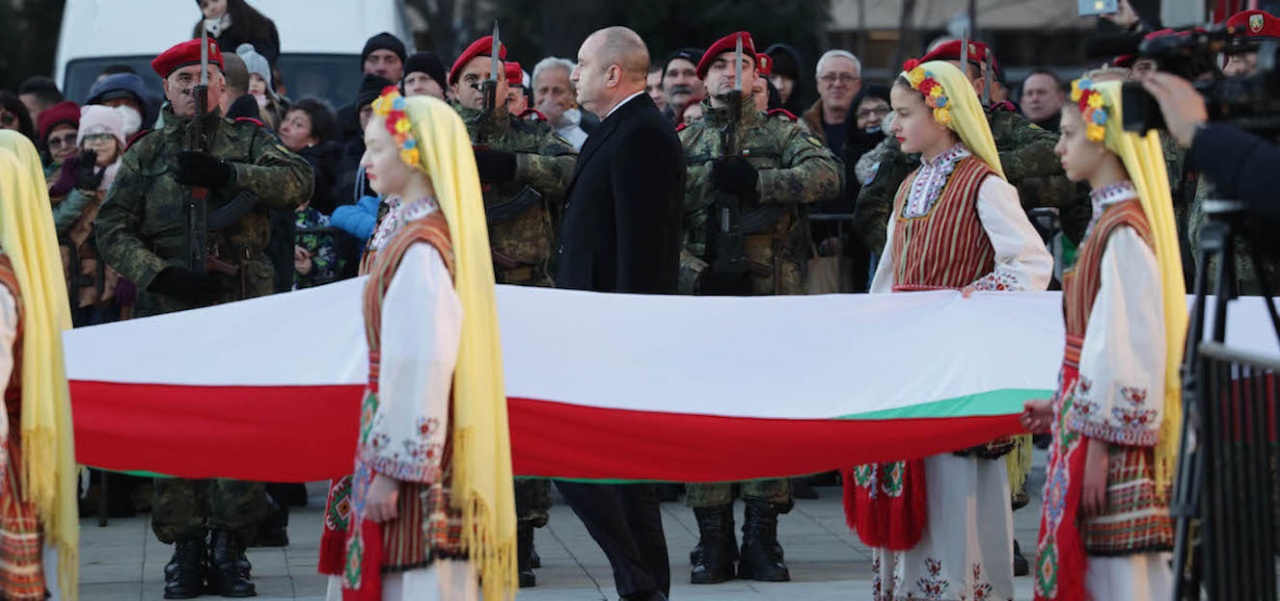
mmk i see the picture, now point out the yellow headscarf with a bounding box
[371,94,516,599]
[0,131,78,600]
[1072,79,1187,497]
[901,60,1005,180]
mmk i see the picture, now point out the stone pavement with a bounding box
[80,454,1048,600]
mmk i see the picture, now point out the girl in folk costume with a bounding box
[846,60,1053,601]
[317,90,517,600]
[0,131,80,600]
[1023,78,1185,601]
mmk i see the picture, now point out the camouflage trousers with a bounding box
[515,478,551,528]
[686,478,792,510]
[151,478,269,544]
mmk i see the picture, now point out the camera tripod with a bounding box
[1172,198,1280,600]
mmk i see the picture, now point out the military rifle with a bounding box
[475,21,501,144]
[706,34,750,293]
[185,23,211,276]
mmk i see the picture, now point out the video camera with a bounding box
[1118,27,1280,135]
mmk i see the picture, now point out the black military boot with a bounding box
[163,538,206,599]
[518,521,537,588]
[529,531,541,569]
[738,500,790,582]
[207,530,257,597]
[689,505,737,584]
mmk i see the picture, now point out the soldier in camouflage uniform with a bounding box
[95,39,312,600]
[852,42,1089,255]
[678,33,841,585]
[447,35,577,589]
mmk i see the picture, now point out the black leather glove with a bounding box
[75,150,104,191]
[176,151,234,188]
[473,148,518,184]
[697,269,754,296]
[149,267,222,304]
[711,158,759,198]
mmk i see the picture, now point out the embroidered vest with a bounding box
[889,156,997,290]
[1064,199,1152,340]
[360,211,464,562]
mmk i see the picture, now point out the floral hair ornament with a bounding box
[902,59,952,126]
[371,86,422,167]
[1069,78,1108,142]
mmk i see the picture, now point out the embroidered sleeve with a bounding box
[1069,227,1165,447]
[361,242,463,483]
[971,176,1053,292]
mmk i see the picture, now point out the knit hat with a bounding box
[355,73,394,109]
[361,32,407,67]
[663,48,703,76]
[765,44,802,80]
[404,52,447,87]
[77,105,127,148]
[37,100,80,142]
[236,44,275,98]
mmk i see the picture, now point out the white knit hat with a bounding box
[77,104,127,148]
[236,43,276,98]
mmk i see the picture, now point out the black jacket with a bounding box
[556,94,685,294]
[1192,124,1280,228]
[297,141,343,214]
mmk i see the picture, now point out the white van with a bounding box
[55,0,413,109]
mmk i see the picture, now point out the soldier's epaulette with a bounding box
[675,121,689,133]
[234,116,267,128]
[519,109,546,122]
[125,128,155,151]
[767,108,799,121]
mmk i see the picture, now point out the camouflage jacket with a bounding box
[852,106,1088,254]
[678,97,842,295]
[455,104,577,287]
[96,106,312,316]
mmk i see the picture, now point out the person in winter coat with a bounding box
[765,43,807,116]
[37,101,81,183]
[532,57,588,150]
[51,105,129,326]
[193,0,281,65]
[85,73,154,138]
[237,43,285,129]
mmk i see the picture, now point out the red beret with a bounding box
[38,100,81,142]
[449,36,508,86]
[505,62,523,86]
[1228,10,1280,40]
[756,54,773,77]
[920,39,994,71]
[697,32,757,79]
[152,38,223,78]
[1113,55,1136,69]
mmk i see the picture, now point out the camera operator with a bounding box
[1142,71,1280,227]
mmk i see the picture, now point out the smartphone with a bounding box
[1079,0,1119,16]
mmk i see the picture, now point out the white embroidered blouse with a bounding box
[869,144,1053,294]
[360,197,464,483]
[1069,181,1165,447]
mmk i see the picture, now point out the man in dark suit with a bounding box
[553,26,685,601]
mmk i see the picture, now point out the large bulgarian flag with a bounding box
[62,279,1279,482]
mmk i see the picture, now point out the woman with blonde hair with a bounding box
[0,130,79,601]
[843,59,1052,601]
[1023,77,1186,601]
[316,89,516,600]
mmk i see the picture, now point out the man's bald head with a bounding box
[585,26,650,83]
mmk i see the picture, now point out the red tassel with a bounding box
[842,460,928,551]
